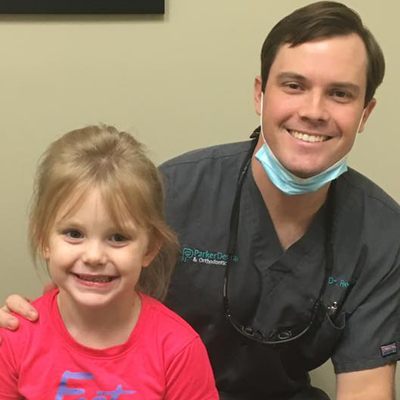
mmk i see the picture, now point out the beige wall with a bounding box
[0,0,399,397]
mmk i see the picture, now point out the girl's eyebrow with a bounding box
[54,214,84,225]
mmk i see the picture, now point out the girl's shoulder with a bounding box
[0,289,56,360]
[139,294,201,348]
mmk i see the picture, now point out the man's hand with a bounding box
[0,295,38,330]
[0,282,56,342]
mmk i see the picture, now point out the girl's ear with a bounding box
[142,238,162,268]
[42,245,50,260]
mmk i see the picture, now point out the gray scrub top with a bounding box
[161,136,400,400]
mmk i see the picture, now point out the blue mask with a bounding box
[255,141,348,195]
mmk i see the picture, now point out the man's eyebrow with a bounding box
[328,82,360,94]
[276,72,306,82]
[276,72,361,93]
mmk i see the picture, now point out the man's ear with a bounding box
[253,75,263,116]
[358,98,377,133]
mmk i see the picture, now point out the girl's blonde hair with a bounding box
[29,124,178,300]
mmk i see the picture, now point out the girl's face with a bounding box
[44,189,158,312]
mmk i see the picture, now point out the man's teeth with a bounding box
[76,274,114,283]
[290,130,327,143]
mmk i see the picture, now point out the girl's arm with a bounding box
[0,330,20,399]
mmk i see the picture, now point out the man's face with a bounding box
[254,34,376,178]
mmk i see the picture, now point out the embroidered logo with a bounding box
[328,276,350,289]
[181,246,238,266]
[380,342,397,358]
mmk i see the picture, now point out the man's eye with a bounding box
[282,82,303,91]
[334,90,346,97]
[64,230,83,239]
[331,89,352,101]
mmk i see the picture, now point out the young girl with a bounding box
[0,125,218,399]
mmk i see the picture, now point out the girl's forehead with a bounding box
[55,189,92,220]
[54,187,144,230]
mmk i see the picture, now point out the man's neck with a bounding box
[251,147,330,250]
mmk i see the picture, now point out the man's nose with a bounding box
[297,91,329,123]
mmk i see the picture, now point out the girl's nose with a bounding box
[82,241,107,266]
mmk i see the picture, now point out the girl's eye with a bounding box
[64,230,83,239]
[110,233,129,243]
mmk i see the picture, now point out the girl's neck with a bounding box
[57,290,142,349]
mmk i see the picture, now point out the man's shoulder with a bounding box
[160,140,252,173]
[159,141,253,216]
[340,168,400,217]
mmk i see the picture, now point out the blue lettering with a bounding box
[328,277,336,285]
[182,247,238,263]
[55,371,136,399]
[328,276,351,288]
[55,371,93,399]
[97,384,136,399]
[217,252,228,261]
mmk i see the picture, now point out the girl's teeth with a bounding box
[76,274,113,283]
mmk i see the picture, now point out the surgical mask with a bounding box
[255,94,365,195]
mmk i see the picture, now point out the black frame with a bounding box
[0,0,164,14]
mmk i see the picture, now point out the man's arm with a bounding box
[336,363,396,400]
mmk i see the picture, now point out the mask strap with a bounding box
[259,92,266,142]
[356,109,366,133]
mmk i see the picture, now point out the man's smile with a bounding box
[287,129,331,143]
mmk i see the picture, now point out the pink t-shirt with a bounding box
[0,289,218,399]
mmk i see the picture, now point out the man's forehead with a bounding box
[270,34,368,86]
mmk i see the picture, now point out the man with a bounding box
[1,2,399,399]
